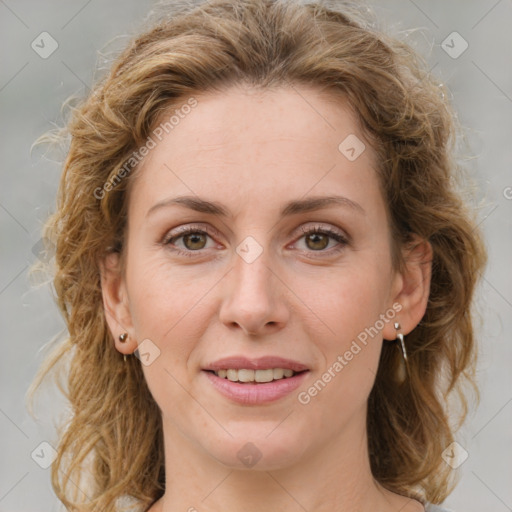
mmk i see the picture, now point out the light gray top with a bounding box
[424,503,454,512]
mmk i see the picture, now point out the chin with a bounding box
[202,423,310,471]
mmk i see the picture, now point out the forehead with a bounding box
[129,84,381,218]
[158,84,365,151]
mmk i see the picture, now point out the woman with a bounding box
[29,0,486,511]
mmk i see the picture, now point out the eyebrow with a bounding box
[147,194,365,218]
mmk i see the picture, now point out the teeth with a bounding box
[255,369,274,383]
[238,369,254,382]
[213,368,299,382]
[273,368,284,379]
[227,369,238,382]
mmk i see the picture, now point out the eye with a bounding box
[293,225,348,255]
[163,226,217,256]
[162,223,349,258]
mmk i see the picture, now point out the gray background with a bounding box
[1,1,511,510]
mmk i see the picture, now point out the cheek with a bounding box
[301,258,392,397]
[311,261,392,341]
[125,250,228,387]
[125,256,210,414]
[296,274,387,432]
[127,249,200,331]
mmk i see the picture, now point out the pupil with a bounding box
[185,233,206,250]
[307,233,328,250]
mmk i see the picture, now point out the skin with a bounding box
[101,84,432,512]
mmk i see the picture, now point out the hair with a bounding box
[27,0,487,510]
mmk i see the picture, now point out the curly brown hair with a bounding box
[27,0,487,510]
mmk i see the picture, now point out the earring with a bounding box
[119,333,128,362]
[394,322,409,382]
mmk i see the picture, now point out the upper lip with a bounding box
[203,356,309,372]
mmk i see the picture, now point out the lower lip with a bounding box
[203,370,309,405]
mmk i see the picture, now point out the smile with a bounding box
[202,355,310,404]
[212,368,298,382]
[203,370,309,404]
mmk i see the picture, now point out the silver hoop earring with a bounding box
[393,322,408,363]
[393,322,409,382]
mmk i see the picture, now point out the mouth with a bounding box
[202,356,310,404]
[206,368,305,383]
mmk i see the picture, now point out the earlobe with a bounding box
[384,236,433,339]
[99,253,137,355]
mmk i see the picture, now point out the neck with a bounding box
[151,409,420,512]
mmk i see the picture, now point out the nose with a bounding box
[218,248,290,337]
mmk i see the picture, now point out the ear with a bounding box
[383,236,433,340]
[99,252,138,356]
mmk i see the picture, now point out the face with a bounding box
[104,84,407,471]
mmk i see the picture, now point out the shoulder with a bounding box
[424,503,455,512]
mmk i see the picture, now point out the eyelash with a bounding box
[162,224,348,258]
